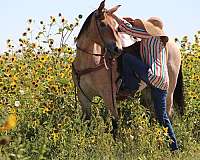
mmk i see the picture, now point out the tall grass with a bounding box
[0,14,199,160]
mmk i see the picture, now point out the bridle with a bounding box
[72,10,121,105]
[76,10,120,64]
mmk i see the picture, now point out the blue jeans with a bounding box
[151,87,178,150]
[122,53,178,151]
[121,53,150,91]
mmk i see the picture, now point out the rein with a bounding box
[73,10,117,106]
[76,44,105,57]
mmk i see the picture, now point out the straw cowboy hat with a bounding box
[122,16,169,43]
[123,17,167,37]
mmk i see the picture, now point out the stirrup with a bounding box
[116,78,123,93]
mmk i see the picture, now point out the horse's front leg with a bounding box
[100,89,119,140]
[72,68,93,121]
[77,90,93,121]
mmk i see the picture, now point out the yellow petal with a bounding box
[0,113,17,132]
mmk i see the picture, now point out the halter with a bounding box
[74,10,121,77]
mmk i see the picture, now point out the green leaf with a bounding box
[59,28,64,33]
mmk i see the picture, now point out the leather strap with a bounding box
[75,63,105,78]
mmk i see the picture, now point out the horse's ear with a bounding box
[97,0,106,19]
[107,5,121,14]
[98,0,106,13]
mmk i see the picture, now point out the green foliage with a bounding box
[0,15,199,160]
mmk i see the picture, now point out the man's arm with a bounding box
[113,15,152,39]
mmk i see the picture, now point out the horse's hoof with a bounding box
[111,129,118,141]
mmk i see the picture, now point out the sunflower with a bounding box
[39,55,48,63]
[47,76,54,82]
[32,43,36,48]
[67,47,72,53]
[0,136,11,145]
[22,32,27,37]
[32,81,38,87]
[11,81,17,89]
[51,85,58,92]
[50,16,56,23]
[163,127,168,136]
[47,67,53,72]
[0,110,17,132]
[0,82,3,88]
[37,63,44,69]
[155,127,162,137]
[157,137,163,146]
[43,107,50,114]
[61,17,65,23]
[11,75,18,82]
[28,19,32,24]
[51,130,60,142]
[59,72,65,78]
[67,56,74,63]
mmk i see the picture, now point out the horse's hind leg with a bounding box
[166,91,174,119]
[77,91,93,121]
[166,64,179,118]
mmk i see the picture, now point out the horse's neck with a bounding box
[75,38,103,69]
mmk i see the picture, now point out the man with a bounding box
[114,16,178,151]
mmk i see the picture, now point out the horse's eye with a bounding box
[100,22,106,27]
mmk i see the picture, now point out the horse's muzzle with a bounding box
[106,42,122,59]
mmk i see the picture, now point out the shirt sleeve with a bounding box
[118,19,153,39]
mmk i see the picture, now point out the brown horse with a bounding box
[72,0,184,136]
[72,1,122,130]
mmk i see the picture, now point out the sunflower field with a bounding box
[0,14,199,160]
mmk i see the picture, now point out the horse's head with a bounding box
[76,0,123,58]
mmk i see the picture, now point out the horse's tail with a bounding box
[173,64,185,116]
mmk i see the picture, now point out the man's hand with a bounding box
[160,36,169,46]
[117,27,122,32]
[123,17,134,22]
[123,17,135,26]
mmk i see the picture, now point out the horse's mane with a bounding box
[76,11,95,42]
